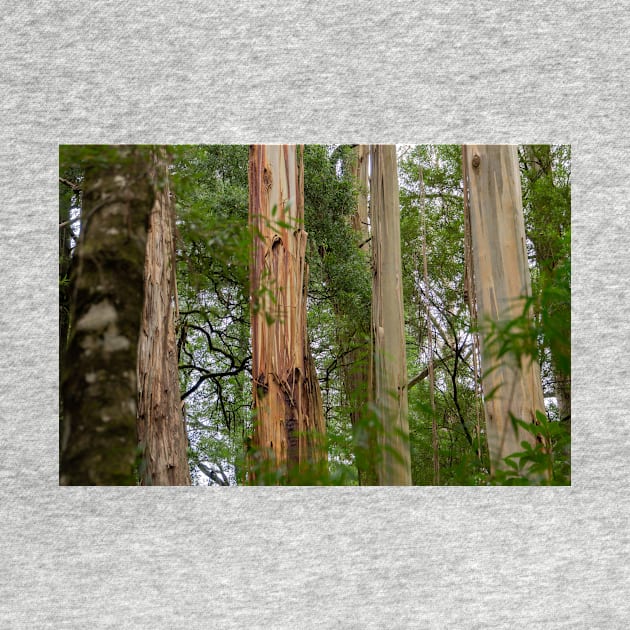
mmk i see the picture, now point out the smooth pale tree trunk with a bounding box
[340,144,378,485]
[136,149,191,486]
[370,144,412,485]
[60,146,153,485]
[462,152,485,463]
[248,144,326,483]
[464,145,546,474]
[523,145,571,425]
[350,144,370,240]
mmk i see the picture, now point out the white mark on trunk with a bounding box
[85,372,97,384]
[127,398,136,415]
[76,301,118,331]
[79,335,98,354]
[103,332,130,352]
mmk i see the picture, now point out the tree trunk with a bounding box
[248,144,327,484]
[136,149,191,486]
[370,144,412,485]
[338,144,378,485]
[60,146,153,485]
[350,144,370,241]
[463,145,546,474]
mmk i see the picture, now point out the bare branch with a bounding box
[407,351,455,390]
[197,461,230,486]
[59,177,81,192]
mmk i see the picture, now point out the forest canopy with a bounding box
[59,144,570,486]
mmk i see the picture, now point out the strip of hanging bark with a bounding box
[464,145,547,477]
[248,145,326,484]
[136,148,191,486]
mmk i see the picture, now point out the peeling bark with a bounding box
[136,149,191,486]
[464,145,546,474]
[248,145,327,483]
[370,144,412,485]
[60,147,153,485]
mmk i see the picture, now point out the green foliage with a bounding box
[483,236,571,380]
[521,144,571,396]
[304,145,371,328]
[481,256,571,486]
[538,252,571,378]
[399,145,482,485]
[60,144,163,174]
[170,145,253,485]
[302,145,374,480]
[491,411,571,485]
[521,145,570,274]
[173,144,251,294]
[245,424,356,485]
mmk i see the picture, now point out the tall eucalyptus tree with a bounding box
[136,148,191,485]
[370,144,412,485]
[248,144,326,483]
[463,144,546,475]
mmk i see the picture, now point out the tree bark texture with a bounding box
[60,147,153,485]
[248,144,327,483]
[464,145,546,473]
[136,150,191,486]
[370,144,412,485]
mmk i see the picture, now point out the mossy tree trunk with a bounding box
[464,144,546,475]
[370,144,412,485]
[136,149,191,486]
[60,146,154,485]
[248,144,327,484]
